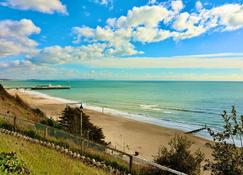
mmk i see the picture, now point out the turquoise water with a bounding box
[1,80,243,139]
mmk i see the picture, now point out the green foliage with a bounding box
[0,152,29,175]
[204,106,243,175]
[59,106,106,144]
[32,108,46,118]
[40,118,61,129]
[153,135,204,175]
[0,122,14,131]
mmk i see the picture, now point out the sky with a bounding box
[0,0,243,80]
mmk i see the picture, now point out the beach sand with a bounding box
[7,89,212,163]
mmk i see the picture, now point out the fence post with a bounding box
[129,155,133,173]
[45,127,48,138]
[13,116,16,131]
[80,139,83,155]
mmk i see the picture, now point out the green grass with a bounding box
[0,133,109,175]
[0,118,131,173]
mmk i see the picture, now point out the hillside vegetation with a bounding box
[0,132,108,175]
[0,85,44,122]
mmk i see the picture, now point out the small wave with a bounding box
[161,107,219,115]
[139,104,161,111]
[162,111,172,114]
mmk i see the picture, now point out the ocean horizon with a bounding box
[2,80,243,142]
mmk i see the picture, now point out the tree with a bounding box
[59,106,106,144]
[204,106,243,175]
[153,135,204,175]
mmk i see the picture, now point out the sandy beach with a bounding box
[7,89,212,162]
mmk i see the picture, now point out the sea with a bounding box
[1,80,243,143]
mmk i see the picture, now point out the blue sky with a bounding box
[0,0,243,80]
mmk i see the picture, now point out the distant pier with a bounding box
[5,85,71,90]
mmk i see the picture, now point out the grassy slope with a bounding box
[0,85,44,122]
[0,133,108,175]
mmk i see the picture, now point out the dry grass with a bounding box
[0,85,44,122]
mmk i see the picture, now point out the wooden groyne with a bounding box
[185,124,207,134]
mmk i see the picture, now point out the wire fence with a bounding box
[0,114,187,175]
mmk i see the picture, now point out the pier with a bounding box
[5,85,71,90]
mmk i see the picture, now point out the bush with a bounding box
[0,122,14,131]
[40,118,61,129]
[153,135,204,175]
[0,152,30,175]
[204,106,243,175]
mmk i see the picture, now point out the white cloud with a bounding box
[195,1,203,11]
[72,25,143,56]
[133,27,171,43]
[72,26,95,43]
[0,0,67,14]
[0,19,40,57]
[72,5,169,56]
[204,4,243,31]
[171,0,184,12]
[0,60,31,68]
[114,5,169,28]
[72,3,243,57]
[29,44,107,64]
[171,3,243,39]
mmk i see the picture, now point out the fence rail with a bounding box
[0,114,187,175]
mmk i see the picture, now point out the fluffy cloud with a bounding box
[204,4,243,31]
[195,1,203,11]
[73,5,170,56]
[0,0,67,14]
[72,25,143,56]
[0,60,31,68]
[173,4,243,39]
[0,19,40,57]
[171,0,184,12]
[29,44,107,64]
[72,2,243,57]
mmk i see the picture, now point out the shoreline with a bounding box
[10,89,212,140]
[7,89,212,162]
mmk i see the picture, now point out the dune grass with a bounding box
[0,133,109,175]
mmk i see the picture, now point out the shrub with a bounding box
[32,108,46,118]
[153,135,204,175]
[40,118,61,129]
[0,122,14,131]
[204,106,243,175]
[0,152,30,175]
